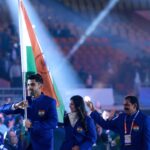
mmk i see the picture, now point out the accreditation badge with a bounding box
[124,134,131,145]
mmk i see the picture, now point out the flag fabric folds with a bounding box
[19,0,64,122]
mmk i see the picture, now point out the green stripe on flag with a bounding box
[26,46,64,122]
[53,79,65,122]
[26,46,37,73]
[26,46,37,79]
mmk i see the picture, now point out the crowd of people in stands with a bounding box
[47,23,75,38]
[77,51,150,96]
[0,0,150,97]
[30,0,150,96]
[113,53,150,95]
[0,2,22,87]
[0,22,22,88]
[0,111,28,150]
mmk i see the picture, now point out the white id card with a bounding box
[124,134,131,145]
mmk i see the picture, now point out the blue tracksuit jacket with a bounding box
[90,110,150,150]
[60,114,97,150]
[0,94,58,150]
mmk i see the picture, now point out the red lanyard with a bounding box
[124,110,139,134]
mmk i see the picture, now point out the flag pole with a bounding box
[18,0,65,122]
[18,0,28,123]
[22,72,27,121]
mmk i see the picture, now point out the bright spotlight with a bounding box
[84,96,91,103]
[67,0,119,59]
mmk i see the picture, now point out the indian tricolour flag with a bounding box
[19,0,64,122]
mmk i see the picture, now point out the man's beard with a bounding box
[124,108,129,111]
[28,90,35,97]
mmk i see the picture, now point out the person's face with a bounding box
[27,79,42,97]
[69,100,76,112]
[123,99,137,115]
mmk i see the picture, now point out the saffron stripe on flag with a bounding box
[19,0,64,122]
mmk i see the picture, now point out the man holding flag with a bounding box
[0,73,58,150]
[19,0,64,123]
[0,0,64,149]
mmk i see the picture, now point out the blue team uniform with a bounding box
[0,93,58,150]
[90,110,150,150]
[60,114,97,150]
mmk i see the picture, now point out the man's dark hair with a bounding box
[125,95,140,110]
[28,73,43,84]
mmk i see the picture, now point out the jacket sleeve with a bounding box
[90,110,120,132]
[0,103,24,115]
[143,116,150,150]
[80,117,97,150]
[31,100,58,132]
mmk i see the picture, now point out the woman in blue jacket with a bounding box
[60,95,97,150]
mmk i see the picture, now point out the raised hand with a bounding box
[108,109,116,120]
[86,101,95,111]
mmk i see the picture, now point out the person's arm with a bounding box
[31,100,58,132]
[86,101,119,131]
[90,110,119,131]
[79,117,97,150]
[0,102,24,115]
[143,116,150,150]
